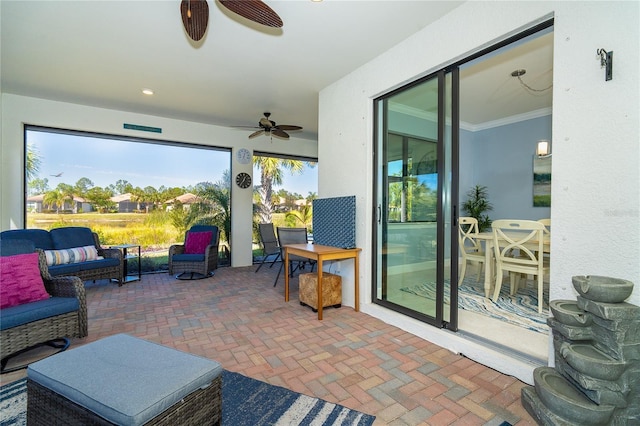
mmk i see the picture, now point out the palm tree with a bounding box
[254,157,314,223]
[143,186,159,212]
[26,144,42,182]
[56,183,77,213]
[43,189,65,213]
[130,187,145,212]
[286,205,313,229]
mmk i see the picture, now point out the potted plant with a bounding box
[462,185,493,232]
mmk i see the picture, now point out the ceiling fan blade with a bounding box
[276,125,302,131]
[218,0,283,28]
[272,129,289,139]
[248,130,264,139]
[180,0,209,41]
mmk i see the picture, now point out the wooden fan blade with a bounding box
[181,0,209,41]
[249,130,264,139]
[272,129,289,139]
[218,0,283,28]
[276,125,302,131]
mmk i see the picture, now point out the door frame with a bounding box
[371,18,554,332]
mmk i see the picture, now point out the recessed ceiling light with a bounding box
[142,88,154,96]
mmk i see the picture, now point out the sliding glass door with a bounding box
[373,70,458,328]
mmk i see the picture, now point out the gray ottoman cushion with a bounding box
[27,333,222,425]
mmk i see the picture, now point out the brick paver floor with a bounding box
[3,265,537,425]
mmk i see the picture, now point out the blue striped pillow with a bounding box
[45,245,99,266]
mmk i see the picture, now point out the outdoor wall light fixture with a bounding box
[597,48,613,81]
[536,140,551,158]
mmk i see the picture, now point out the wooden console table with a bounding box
[283,243,361,320]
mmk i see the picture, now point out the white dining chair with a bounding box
[538,218,551,234]
[491,219,549,313]
[535,218,551,274]
[457,217,486,287]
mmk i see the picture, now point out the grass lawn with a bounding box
[28,212,216,272]
[26,212,287,272]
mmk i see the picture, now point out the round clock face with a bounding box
[235,172,252,189]
[237,148,251,164]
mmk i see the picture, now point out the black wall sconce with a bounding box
[597,48,613,81]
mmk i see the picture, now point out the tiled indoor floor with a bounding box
[2,265,536,425]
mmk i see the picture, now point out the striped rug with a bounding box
[0,371,374,426]
[223,371,373,425]
[0,378,25,426]
[400,277,549,333]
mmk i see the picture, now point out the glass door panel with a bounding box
[374,73,453,325]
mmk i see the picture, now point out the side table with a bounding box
[110,244,141,283]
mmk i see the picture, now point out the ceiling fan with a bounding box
[238,112,303,140]
[181,0,283,42]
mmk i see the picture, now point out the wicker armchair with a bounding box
[168,225,220,279]
[0,240,87,371]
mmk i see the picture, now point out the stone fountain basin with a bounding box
[534,367,614,425]
[549,300,592,327]
[560,343,627,380]
[572,275,634,303]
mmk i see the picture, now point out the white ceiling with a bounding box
[1,1,552,141]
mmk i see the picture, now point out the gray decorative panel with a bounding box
[312,196,356,249]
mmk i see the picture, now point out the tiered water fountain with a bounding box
[522,275,639,425]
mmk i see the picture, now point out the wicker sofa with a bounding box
[0,239,88,371]
[0,227,123,285]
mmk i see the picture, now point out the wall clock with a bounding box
[235,172,252,189]
[237,148,251,164]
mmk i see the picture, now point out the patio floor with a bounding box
[2,265,536,425]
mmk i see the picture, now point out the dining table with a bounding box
[473,230,550,298]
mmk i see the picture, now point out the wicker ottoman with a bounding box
[299,272,342,312]
[26,334,222,425]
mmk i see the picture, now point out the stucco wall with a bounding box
[0,94,318,267]
[318,1,639,383]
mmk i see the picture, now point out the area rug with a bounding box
[0,371,374,426]
[400,277,549,333]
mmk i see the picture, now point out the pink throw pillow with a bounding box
[0,252,50,309]
[184,231,213,254]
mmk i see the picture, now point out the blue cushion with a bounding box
[188,225,218,244]
[0,229,54,250]
[28,334,223,426]
[78,258,120,271]
[0,297,79,330]
[190,225,218,235]
[0,239,36,256]
[172,253,205,262]
[48,263,82,276]
[50,227,95,250]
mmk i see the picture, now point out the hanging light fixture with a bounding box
[511,69,552,94]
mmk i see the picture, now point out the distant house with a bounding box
[165,193,200,211]
[274,197,308,212]
[110,193,149,213]
[27,194,92,213]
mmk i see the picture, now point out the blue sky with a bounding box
[27,130,317,196]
